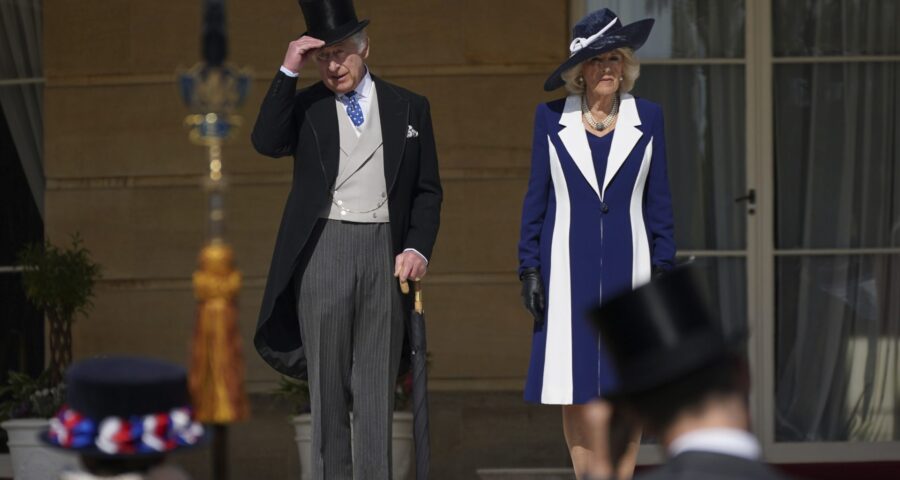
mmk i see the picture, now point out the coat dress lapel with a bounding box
[556,93,643,200]
[373,76,409,193]
[603,93,642,196]
[558,95,601,199]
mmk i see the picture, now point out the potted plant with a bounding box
[0,370,65,420]
[0,369,78,479]
[276,373,414,480]
[17,234,102,385]
[0,234,101,479]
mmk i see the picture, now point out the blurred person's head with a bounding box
[591,266,750,444]
[43,357,205,477]
[614,353,750,442]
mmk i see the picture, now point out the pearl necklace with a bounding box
[581,93,619,131]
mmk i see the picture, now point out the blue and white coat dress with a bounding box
[518,93,676,405]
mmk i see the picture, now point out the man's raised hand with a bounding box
[282,35,325,73]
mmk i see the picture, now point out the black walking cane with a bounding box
[400,279,430,480]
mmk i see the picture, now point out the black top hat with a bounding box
[41,357,206,457]
[590,266,746,398]
[544,8,655,91]
[298,0,369,47]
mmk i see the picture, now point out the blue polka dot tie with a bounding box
[342,91,364,127]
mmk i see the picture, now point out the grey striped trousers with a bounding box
[293,219,404,480]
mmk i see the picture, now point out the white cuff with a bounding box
[279,66,299,77]
[403,248,429,265]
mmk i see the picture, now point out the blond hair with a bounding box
[561,48,640,95]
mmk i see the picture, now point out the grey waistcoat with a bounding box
[322,88,390,223]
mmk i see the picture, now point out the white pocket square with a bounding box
[406,125,419,138]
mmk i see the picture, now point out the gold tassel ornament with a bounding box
[188,242,249,423]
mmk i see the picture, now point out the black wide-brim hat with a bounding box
[40,356,208,458]
[590,266,747,399]
[544,8,654,91]
[298,0,369,47]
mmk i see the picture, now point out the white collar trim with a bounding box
[668,428,761,460]
[61,471,143,480]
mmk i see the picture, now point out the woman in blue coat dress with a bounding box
[518,8,675,479]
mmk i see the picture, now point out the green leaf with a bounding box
[17,232,102,318]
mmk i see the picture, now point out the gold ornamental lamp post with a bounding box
[179,1,250,478]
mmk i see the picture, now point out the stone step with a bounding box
[476,468,575,480]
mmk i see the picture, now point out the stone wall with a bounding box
[45,0,568,393]
[44,1,573,475]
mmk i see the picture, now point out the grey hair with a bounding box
[346,29,369,53]
[561,48,641,95]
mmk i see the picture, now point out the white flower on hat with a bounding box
[569,16,618,55]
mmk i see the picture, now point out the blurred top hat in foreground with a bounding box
[41,356,206,458]
[591,266,746,399]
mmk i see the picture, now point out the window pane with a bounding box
[773,0,900,56]
[634,66,746,250]
[0,95,45,434]
[685,256,747,338]
[774,63,900,249]
[586,0,745,58]
[776,254,900,442]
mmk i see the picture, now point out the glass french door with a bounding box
[756,0,900,462]
[577,0,900,464]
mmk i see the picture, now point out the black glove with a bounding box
[520,267,545,323]
[652,265,669,280]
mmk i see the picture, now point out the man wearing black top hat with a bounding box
[591,267,789,480]
[250,0,441,478]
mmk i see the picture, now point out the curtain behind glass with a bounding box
[776,255,900,441]
[636,65,745,252]
[586,0,744,58]
[634,65,747,338]
[773,1,900,441]
[774,0,900,56]
[0,0,44,217]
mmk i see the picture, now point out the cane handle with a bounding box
[399,279,424,314]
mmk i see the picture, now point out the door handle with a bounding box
[734,189,756,215]
[734,189,756,205]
